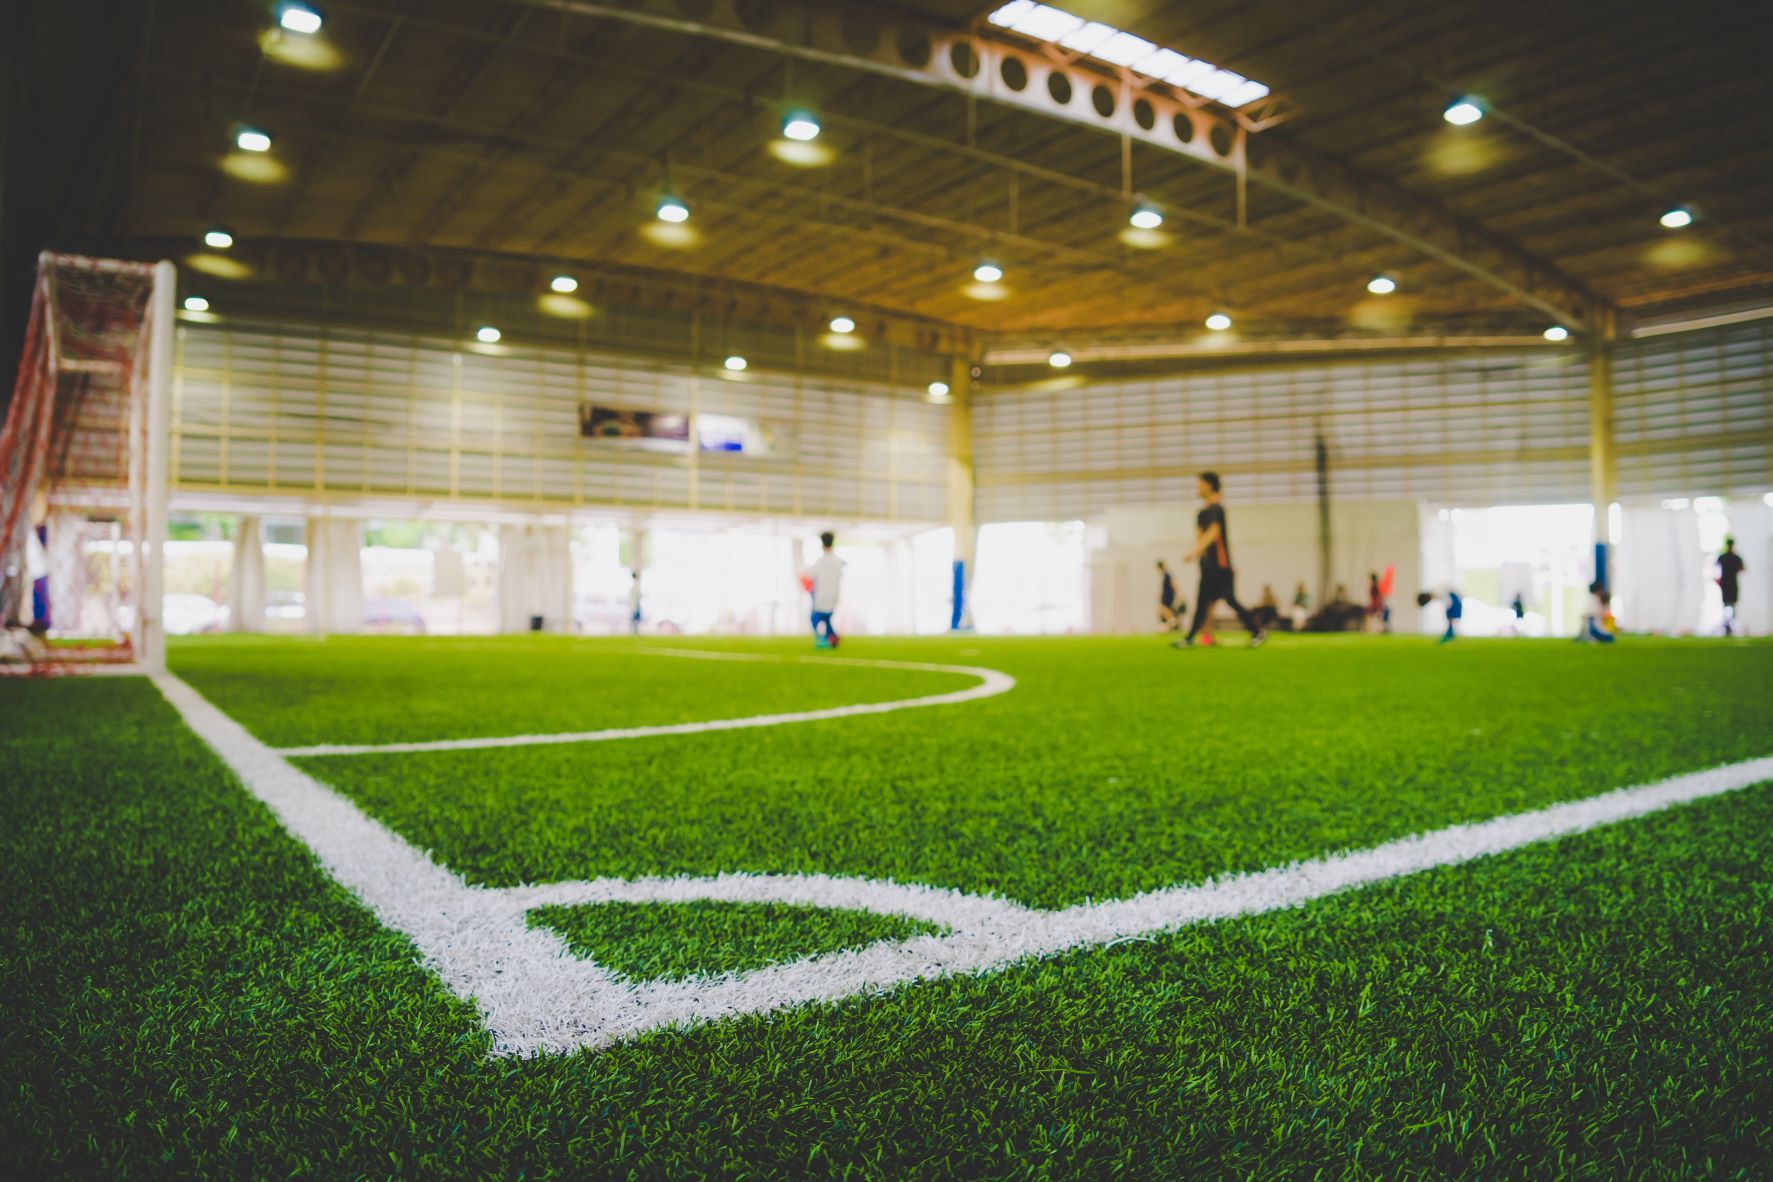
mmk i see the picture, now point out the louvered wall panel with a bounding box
[975,351,1599,520]
[171,317,949,522]
[1613,320,1773,499]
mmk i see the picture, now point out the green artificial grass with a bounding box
[233,633,1773,908]
[529,900,943,981]
[5,638,1772,1177]
[170,634,970,747]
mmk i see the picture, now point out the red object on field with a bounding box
[1379,564,1396,597]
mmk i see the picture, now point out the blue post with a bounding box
[950,559,967,631]
[1593,541,1609,589]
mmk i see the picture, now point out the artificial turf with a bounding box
[528,900,943,982]
[184,633,1773,908]
[168,635,972,747]
[5,635,1772,1177]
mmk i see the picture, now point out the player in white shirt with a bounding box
[806,531,845,648]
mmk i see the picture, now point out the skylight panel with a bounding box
[1187,69,1245,101]
[987,2,1036,27]
[1057,21,1118,54]
[1222,79,1271,107]
[1132,48,1191,79]
[986,3,1272,110]
[1160,58,1218,89]
[1092,31,1157,67]
[1007,5,1084,41]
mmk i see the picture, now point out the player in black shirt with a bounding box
[1719,537,1745,636]
[1175,471,1266,648]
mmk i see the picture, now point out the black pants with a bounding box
[1188,570,1261,639]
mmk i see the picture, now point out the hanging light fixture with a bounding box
[782,111,821,141]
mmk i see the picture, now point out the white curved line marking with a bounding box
[151,668,1773,1057]
[276,649,1014,757]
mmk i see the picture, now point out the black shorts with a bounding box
[1198,568,1234,599]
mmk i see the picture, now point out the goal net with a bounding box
[0,253,172,673]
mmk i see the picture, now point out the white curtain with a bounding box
[229,515,266,632]
[1618,507,1702,634]
[498,523,573,633]
[44,510,84,632]
[304,517,363,634]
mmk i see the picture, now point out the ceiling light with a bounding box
[1129,205,1163,230]
[973,262,1003,283]
[1543,325,1569,342]
[829,316,855,334]
[182,296,209,312]
[203,228,234,249]
[550,275,578,293]
[928,380,951,398]
[782,112,821,142]
[277,3,323,34]
[724,355,747,371]
[1659,206,1693,229]
[1093,31,1157,67]
[235,127,273,153]
[1443,97,1484,126]
[1205,312,1232,331]
[657,196,689,223]
[476,326,501,344]
[1048,351,1072,368]
[1366,274,1397,295]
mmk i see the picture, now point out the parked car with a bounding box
[163,594,226,635]
[362,598,427,635]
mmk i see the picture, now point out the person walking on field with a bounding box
[1175,471,1266,649]
[806,531,845,648]
[1718,537,1745,636]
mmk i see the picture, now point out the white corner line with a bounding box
[274,650,1015,758]
[147,667,1773,1058]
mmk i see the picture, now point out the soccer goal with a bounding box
[0,253,174,674]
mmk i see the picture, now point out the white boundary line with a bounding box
[275,648,1014,757]
[150,665,1773,1057]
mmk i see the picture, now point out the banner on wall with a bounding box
[578,405,690,451]
[578,404,784,457]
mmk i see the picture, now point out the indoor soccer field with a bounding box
[6,633,1772,1177]
[7,0,1773,1175]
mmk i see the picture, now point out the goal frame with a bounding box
[0,253,174,674]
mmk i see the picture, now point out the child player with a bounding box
[806,531,845,648]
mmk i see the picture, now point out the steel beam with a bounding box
[515,0,1606,329]
[1587,307,1618,544]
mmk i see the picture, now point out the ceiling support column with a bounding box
[1587,308,1618,588]
[947,355,976,632]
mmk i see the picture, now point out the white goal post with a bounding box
[0,253,174,673]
